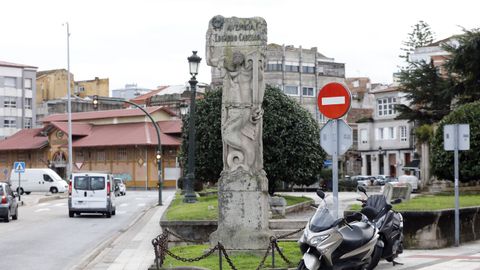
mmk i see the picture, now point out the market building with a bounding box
[0,106,182,189]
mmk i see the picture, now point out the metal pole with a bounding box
[97,97,163,205]
[271,240,275,268]
[184,77,198,203]
[66,22,73,181]
[454,124,460,247]
[219,243,223,270]
[18,172,21,202]
[332,119,339,219]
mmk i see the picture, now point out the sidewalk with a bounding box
[83,194,175,270]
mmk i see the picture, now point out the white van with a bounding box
[68,172,116,218]
[10,168,68,194]
[398,174,420,191]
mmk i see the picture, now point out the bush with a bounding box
[339,180,357,191]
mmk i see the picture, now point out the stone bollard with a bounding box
[269,196,287,218]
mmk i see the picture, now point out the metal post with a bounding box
[218,243,223,270]
[18,172,21,202]
[271,240,275,268]
[454,124,460,246]
[183,77,198,203]
[332,119,339,219]
[65,22,73,180]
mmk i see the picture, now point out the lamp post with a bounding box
[378,146,385,175]
[63,22,73,181]
[93,97,163,205]
[183,51,201,203]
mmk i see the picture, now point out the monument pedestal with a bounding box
[210,169,272,250]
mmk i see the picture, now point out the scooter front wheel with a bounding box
[297,260,308,270]
[365,246,383,270]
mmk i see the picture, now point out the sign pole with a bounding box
[332,119,339,219]
[454,124,460,247]
[18,172,21,203]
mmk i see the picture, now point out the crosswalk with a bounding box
[32,200,152,215]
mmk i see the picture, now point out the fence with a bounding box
[151,228,304,270]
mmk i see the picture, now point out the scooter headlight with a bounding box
[309,235,329,247]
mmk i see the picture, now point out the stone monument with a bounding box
[206,15,272,250]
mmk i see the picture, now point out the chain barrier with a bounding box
[152,227,304,270]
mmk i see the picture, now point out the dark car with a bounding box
[0,182,19,222]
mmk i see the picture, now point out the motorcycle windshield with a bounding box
[309,207,336,232]
[366,194,388,210]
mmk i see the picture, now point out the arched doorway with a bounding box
[52,151,67,179]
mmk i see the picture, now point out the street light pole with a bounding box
[184,51,201,203]
[94,97,163,205]
[64,22,73,181]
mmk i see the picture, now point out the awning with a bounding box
[403,159,420,171]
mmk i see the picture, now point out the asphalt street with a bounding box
[0,190,174,270]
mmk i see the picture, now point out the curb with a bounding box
[37,195,67,204]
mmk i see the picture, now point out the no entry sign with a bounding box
[317,82,352,119]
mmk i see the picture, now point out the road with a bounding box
[0,190,174,270]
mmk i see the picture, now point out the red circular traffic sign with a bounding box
[317,82,352,119]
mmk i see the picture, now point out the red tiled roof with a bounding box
[0,60,37,69]
[72,122,180,147]
[158,120,182,134]
[50,122,92,136]
[42,106,175,123]
[0,129,48,151]
[346,108,374,123]
[130,86,169,104]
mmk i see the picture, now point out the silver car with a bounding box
[0,182,19,222]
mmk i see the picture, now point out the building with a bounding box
[0,107,182,189]
[36,69,74,105]
[0,61,37,139]
[210,43,346,124]
[357,84,415,177]
[112,83,151,99]
[74,77,109,98]
[409,36,458,76]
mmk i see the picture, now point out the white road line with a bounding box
[322,96,345,105]
[116,211,127,215]
[36,203,51,207]
[53,203,66,207]
[119,203,128,207]
[35,208,51,212]
[137,203,146,207]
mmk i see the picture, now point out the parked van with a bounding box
[10,168,68,194]
[68,172,116,218]
[398,174,420,191]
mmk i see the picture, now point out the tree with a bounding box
[399,20,435,63]
[180,86,326,194]
[430,101,480,182]
[443,28,480,104]
[395,61,454,125]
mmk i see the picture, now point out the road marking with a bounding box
[322,96,345,105]
[137,203,146,207]
[116,211,127,215]
[119,203,128,207]
[35,208,51,212]
[37,203,51,207]
[53,203,66,207]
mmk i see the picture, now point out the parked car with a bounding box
[352,175,376,186]
[10,168,68,194]
[398,175,420,191]
[375,175,397,185]
[0,182,19,222]
[113,178,126,196]
[68,172,116,218]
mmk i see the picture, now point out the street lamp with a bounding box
[183,51,201,203]
[378,146,385,175]
[179,99,189,117]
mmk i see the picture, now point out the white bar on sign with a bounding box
[322,96,345,105]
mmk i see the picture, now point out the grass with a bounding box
[350,194,480,211]
[165,192,313,221]
[161,241,302,270]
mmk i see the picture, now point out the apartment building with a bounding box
[0,61,37,138]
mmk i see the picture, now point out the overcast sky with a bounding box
[1,0,478,91]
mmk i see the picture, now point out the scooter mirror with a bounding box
[357,186,367,196]
[316,189,325,200]
[391,198,402,204]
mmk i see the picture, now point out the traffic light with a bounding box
[93,95,99,110]
[155,150,161,163]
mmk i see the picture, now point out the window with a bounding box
[75,150,84,162]
[389,127,396,139]
[360,129,368,144]
[74,176,89,190]
[353,80,360,88]
[266,61,282,71]
[376,128,387,140]
[400,126,407,142]
[4,97,16,108]
[117,148,128,161]
[284,85,298,95]
[24,118,32,129]
[4,118,16,128]
[302,64,315,73]
[43,174,54,182]
[4,77,16,87]
[24,78,32,89]
[90,177,105,190]
[302,87,314,97]
[377,97,397,116]
[285,62,299,72]
[97,150,106,161]
[73,176,105,190]
[25,98,32,109]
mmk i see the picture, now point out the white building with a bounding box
[112,83,151,99]
[0,61,37,138]
[357,84,415,177]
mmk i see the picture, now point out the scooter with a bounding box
[297,190,379,270]
[357,186,404,269]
